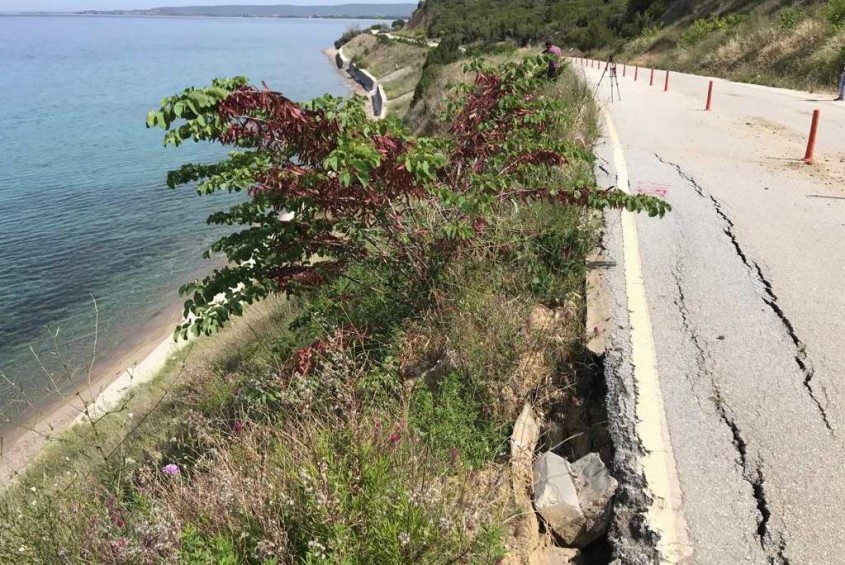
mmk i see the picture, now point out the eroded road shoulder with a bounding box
[595,107,845,563]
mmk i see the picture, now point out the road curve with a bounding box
[579,59,845,564]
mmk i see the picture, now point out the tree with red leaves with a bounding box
[147,56,668,339]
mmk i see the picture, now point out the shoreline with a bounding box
[323,47,377,119]
[0,299,187,484]
[323,47,371,97]
[0,44,354,487]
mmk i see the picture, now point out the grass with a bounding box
[0,64,602,563]
[610,1,845,92]
[342,33,430,117]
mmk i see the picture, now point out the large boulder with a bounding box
[533,452,618,548]
[533,453,586,545]
[571,453,617,547]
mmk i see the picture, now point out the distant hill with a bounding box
[78,3,417,19]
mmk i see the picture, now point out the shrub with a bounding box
[680,15,742,46]
[146,57,670,339]
[350,53,369,67]
[827,0,845,28]
[641,24,664,39]
[409,372,506,467]
[779,6,804,30]
[334,26,361,49]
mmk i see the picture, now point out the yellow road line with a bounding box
[604,110,694,563]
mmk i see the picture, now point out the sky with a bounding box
[0,0,407,12]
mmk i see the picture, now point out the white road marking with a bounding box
[604,109,695,563]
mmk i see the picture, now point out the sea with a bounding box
[0,15,371,423]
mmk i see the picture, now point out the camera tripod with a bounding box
[596,57,622,102]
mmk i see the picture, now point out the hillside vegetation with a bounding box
[342,33,429,116]
[616,1,845,91]
[412,0,845,92]
[0,51,668,562]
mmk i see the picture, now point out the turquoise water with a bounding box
[0,15,366,418]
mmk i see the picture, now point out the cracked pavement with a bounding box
[585,62,845,563]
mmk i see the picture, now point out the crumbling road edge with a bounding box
[591,110,694,564]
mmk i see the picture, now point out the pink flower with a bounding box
[388,432,400,445]
[162,464,180,476]
[233,420,244,434]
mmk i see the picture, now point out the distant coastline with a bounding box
[1,3,416,21]
[0,13,404,20]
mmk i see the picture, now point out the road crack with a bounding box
[751,262,833,433]
[671,266,707,401]
[712,386,789,563]
[654,153,834,434]
[673,264,788,561]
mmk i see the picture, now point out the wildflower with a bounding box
[233,420,244,434]
[307,539,327,560]
[29,486,36,493]
[398,531,411,546]
[389,432,400,445]
[162,464,181,476]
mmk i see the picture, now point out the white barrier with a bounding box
[372,84,387,119]
[336,46,388,119]
[335,48,350,70]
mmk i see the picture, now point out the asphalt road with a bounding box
[578,59,845,564]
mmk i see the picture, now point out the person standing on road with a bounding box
[836,59,845,101]
[543,40,562,79]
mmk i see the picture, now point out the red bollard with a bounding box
[649,68,655,86]
[664,70,670,92]
[803,109,821,164]
[634,66,639,81]
[705,80,714,111]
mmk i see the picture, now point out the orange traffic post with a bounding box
[634,66,639,81]
[705,80,714,111]
[649,67,655,86]
[803,109,821,164]
[664,70,670,92]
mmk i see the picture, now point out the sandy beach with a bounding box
[0,300,187,484]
